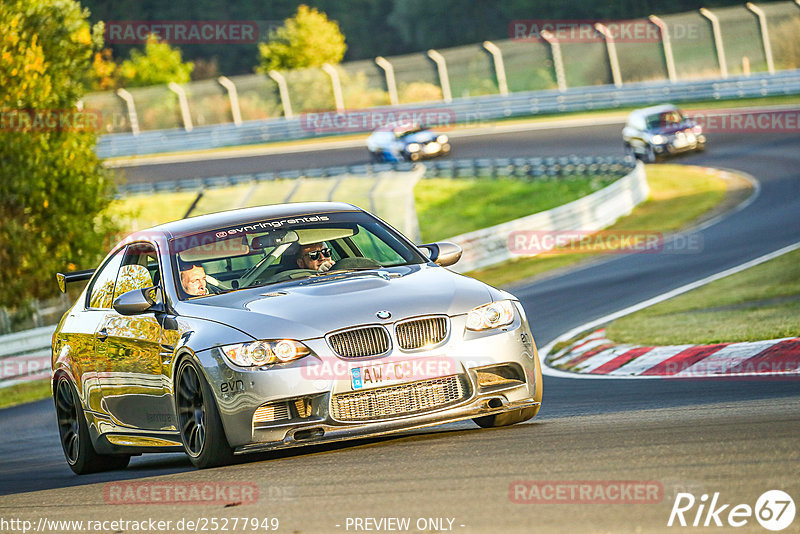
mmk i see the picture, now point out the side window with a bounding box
[113,243,159,302]
[87,248,125,309]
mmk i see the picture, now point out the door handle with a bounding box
[95,328,108,342]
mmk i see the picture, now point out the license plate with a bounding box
[350,359,447,390]
[423,142,441,154]
[673,137,688,149]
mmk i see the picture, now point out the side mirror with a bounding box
[419,242,462,267]
[113,286,163,316]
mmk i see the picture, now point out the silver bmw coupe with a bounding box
[52,202,542,472]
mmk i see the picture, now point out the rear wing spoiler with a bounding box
[56,269,95,293]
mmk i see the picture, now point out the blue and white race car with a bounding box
[366,122,451,162]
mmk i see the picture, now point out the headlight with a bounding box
[221,340,312,367]
[436,135,448,144]
[466,300,516,331]
[406,143,421,152]
[692,125,702,134]
[651,134,666,144]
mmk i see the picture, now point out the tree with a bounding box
[0,0,118,309]
[118,34,194,87]
[258,5,346,72]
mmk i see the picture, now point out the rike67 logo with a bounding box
[668,490,795,531]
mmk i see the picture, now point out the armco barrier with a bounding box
[0,325,55,389]
[97,70,800,159]
[120,155,635,195]
[446,161,649,273]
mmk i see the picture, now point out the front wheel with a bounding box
[473,406,538,428]
[54,375,130,474]
[176,358,235,469]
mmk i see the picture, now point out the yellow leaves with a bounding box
[74,26,91,46]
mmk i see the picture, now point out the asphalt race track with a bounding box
[1,119,799,533]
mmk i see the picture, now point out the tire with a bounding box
[624,143,636,160]
[473,406,539,428]
[175,358,235,469]
[54,375,130,474]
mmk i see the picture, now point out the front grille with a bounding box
[330,374,467,421]
[328,326,391,358]
[396,316,449,350]
[253,402,290,426]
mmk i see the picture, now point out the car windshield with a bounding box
[396,126,424,138]
[169,211,427,299]
[645,110,687,130]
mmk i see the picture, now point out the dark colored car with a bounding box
[52,202,542,473]
[622,104,706,162]
[366,122,451,162]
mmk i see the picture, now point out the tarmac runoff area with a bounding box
[547,328,800,378]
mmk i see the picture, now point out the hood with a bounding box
[403,131,436,144]
[175,264,495,340]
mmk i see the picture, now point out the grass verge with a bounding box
[467,164,731,288]
[0,379,50,411]
[605,247,800,345]
[415,175,617,243]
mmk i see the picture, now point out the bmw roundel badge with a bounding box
[376,310,391,320]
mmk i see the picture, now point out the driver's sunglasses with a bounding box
[305,247,332,261]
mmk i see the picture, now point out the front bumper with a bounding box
[236,396,540,455]
[653,133,706,155]
[196,308,540,451]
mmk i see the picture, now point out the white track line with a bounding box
[540,240,800,380]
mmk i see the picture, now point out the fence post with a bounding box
[427,49,453,103]
[700,8,729,78]
[115,88,140,135]
[218,76,243,126]
[268,70,294,119]
[594,23,623,88]
[746,3,775,75]
[483,41,509,96]
[540,30,567,92]
[322,64,345,112]
[168,82,194,132]
[649,15,677,83]
[375,57,399,106]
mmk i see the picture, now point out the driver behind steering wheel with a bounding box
[296,242,335,273]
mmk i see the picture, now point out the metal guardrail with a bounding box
[448,161,649,273]
[98,70,800,159]
[121,155,636,195]
[0,325,54,388]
